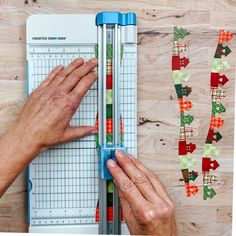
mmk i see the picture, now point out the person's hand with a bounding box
[12,57,98,157]
[107,151,178,236]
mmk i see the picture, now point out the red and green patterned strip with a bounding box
[172,27,199,197]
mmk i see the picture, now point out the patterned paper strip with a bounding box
[201,29,233,200]
[172,27,199,197]
[95,44,124,221]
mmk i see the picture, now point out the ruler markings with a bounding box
[29,44,136,225]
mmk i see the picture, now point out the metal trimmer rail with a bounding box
[96,12,136,234]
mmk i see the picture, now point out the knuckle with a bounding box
[30,90,38,98]
[77,78,93,94]
[80,73,97,90]
[51,67,60,75]
[57,72,66,79]
[50,72,58,79]
[131,172,148,185]
[120,179,135,192]
[148,171,157,179]
[79,64,90,75]
[119,156,130,165]
[77,84,87,96]
[30,88,43,99]
[72,58,83,66]
[85,61,93,70]
[49,89,76,112]
[159,202,174,218]
[168,201,176,213]
[140,208,158,226]
[62,96,77,112]
[70,73,79,81]
[84,76,93,86]
[135,159,143,166]
[50,89,65,100]
[88,72,98,81]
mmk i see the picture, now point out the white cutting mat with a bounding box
[27,14,137,234]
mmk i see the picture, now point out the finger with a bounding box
[70,72,98,105]
[37,65,64,90]
[107,159,148,212]
[50,58,84,86]
[61,57,98,92]
[60,125,97,142]
[128,154,173,205]
[115,150,162,203]
[119,192,137,233]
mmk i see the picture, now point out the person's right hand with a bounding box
[107,151,178,236]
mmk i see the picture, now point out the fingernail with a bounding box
[74,58,84,64]
[90,129,98,135]
[107,159,116,168]
[56,65,64,70]
[116,150,124,158]
[90,57,98,64]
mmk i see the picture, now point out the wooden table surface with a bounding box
[0,0,235,235]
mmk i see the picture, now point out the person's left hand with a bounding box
[11,57,98,157]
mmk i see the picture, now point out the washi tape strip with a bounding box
[172,27,199,197]
[201,29,233,200]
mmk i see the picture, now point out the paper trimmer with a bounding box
[27,12,137,234]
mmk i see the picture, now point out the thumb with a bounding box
[61,125,97,142]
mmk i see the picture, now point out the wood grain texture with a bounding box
[0,0,235,235]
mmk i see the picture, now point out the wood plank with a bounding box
[0,1,234,234]
[0,0,211,10]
